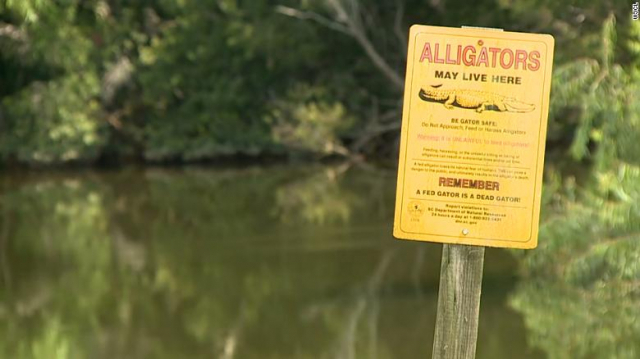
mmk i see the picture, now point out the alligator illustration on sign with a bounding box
[418,84,535,113]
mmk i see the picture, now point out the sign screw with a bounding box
[462,229,469,236]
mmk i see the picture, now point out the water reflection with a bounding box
[1,165,538,358]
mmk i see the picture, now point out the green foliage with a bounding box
[512,163,640,359]
[137,1,274,160]
[0,0,145,164]
[1,74,105,164]
[1,0,638,165]
[509,15,640,359]
[548,15,640,170]
[6,0,639,164]
[268,84,354,156]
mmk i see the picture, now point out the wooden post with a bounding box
[430,26,497,359]
[431,244,485,359]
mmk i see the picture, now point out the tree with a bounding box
[510,15,640,359]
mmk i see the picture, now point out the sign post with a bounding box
[393,25,554,358]
[432,244,484,359]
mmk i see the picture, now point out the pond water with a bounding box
[0,164,545,358]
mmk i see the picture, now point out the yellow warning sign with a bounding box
[393,25,554,249]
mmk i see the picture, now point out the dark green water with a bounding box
[0,165,544,358]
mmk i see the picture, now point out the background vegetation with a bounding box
[1,0,636,165]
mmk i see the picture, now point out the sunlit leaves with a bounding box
[549,15,640,167]
[268,84,354,156]
[513,160,640,358]
[0,73,105,164]
[513,18,640,353]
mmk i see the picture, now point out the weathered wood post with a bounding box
[432,244,484,359]
[431,27,495,359]
[392,24,554,359]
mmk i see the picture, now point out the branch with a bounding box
[275,5,350,34]
[350,120,401,152]
[0,23,27,42]
[350,27,404,90]
[394,0,408,56]
[326,0,351,23]
[326,0,403,89]
[276,1,404,91]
